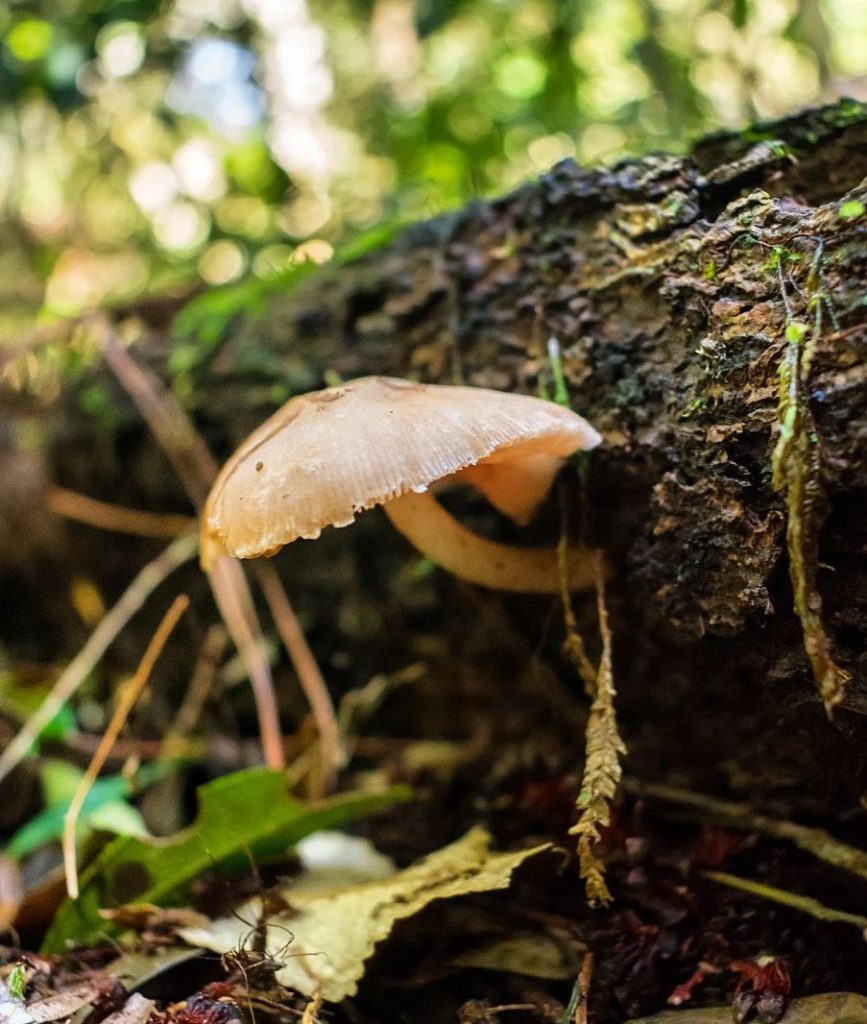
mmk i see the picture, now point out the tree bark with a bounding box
[3,99,866,815]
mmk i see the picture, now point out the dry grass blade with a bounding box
[49,487,195,538]
[0,532,198,785]
[63,595,190,898]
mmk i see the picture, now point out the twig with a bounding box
[67,733,207,762]
[63,595,190,898]
[254,561,342,794]
[168,624,228,739]
[300,993,322,1024]
[100,334,286,770]
[49,487,194,538]
[101,335,216,505]
[0,532,198,784]
[625,779,867,883]
[703,870,867,934]
[559,952,594,1024]
[576,952,594,1024]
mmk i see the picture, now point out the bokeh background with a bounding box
[1,0,865,333]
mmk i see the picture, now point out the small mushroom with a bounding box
[202,376,602,593]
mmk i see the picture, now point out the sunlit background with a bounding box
[0,0,865,331]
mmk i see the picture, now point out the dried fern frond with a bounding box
[567,571,626,906]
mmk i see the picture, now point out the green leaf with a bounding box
[88,801,149,839]
[42,767,409,952]
[7,963,26,999]
[0,675,75,744]
[6,763,165,860]
[41,759,86,807]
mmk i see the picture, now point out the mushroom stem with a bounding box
[383,490,600,594]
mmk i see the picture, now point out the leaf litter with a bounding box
[43,768,408,952]
[178,826,551,1002]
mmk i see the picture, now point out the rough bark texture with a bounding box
[3,99,867,820]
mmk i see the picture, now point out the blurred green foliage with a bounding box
[0,0,864,328]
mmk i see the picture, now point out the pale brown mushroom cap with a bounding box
[202,376,600,564]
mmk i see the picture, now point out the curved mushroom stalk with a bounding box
[383,490,601,594]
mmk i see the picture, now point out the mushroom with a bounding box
[201,376,602,593]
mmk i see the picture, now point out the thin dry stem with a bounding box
[0,532,198,785]
[625,778,867,884]
[49,486,194,538]
[558,533,596,693]
[576,952,594,1024]
[703,870,867,932]
[63,594,190,898]
[254,561,343,795]
[101,334,286,771]
[168,624,228,740]
[300,994,323,1024]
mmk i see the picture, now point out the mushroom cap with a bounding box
[202,376,601,562]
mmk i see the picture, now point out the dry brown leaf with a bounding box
[26,983,105,1023]
[452,930,585,980]
[179,826,549,1002]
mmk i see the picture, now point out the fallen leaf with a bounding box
[627,991,867,1023]
[452,930,584,980]
[0,979,34,1024]
[100,993,156,1024]
[43,768,408,953]
[26,982,106,1022]
[180,826,549,1002]
[106,946,207,991]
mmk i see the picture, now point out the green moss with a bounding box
[838,199,865,221]
[679,396,705,419]
[762,245,802,274]
[703,259,717,281]
[771,253,850,711]
[822,97,867,129]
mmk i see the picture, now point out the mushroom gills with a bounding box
[455,452,565,526]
